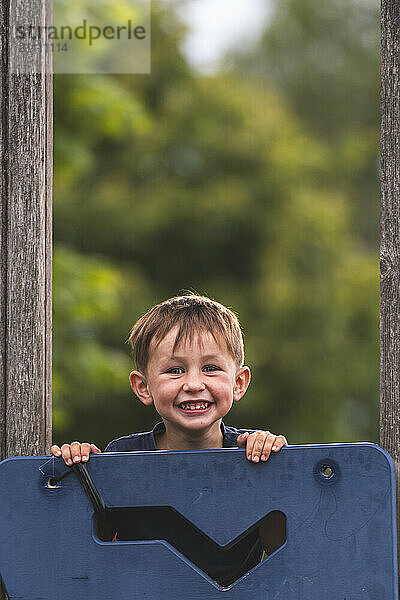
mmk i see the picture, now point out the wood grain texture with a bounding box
[380,0,400,549]
[0,0,53,466]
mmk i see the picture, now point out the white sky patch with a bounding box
[164,0,272,73]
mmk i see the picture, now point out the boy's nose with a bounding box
[182,374,206,392]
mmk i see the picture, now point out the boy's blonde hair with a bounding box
[128,294,245,373]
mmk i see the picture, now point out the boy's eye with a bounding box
[166,367,184,374]
[203,365,219,372]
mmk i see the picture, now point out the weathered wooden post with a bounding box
[0,3,53,589]
[0,2,53,592]
[380,0,400,556]
[0,0,53,451]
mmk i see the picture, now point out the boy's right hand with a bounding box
[50,442,102,466]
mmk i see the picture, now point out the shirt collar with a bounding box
[151,421,236,450]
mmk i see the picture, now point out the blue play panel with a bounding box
[0,443,398,599]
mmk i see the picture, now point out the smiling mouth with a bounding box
[178,401,212,412]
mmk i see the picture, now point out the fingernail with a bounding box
[82,455,87,461]
[247,454,251,460]
[272,445,277,451]
[67,459,73,466]
[73,456,80,463]
[252,456,259,463]
[261,455,267,461]
[56,450,61,456]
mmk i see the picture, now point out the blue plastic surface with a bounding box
[0,443,398,599]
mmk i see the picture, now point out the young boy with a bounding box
[51,294,287,585]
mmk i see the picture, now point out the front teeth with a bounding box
[180,402,210,410]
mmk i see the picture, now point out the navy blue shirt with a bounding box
[105,421,254,452]
[103,422,263,587]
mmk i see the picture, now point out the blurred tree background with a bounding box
[53,0,380,449]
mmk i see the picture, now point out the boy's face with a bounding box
[130,327,250,438]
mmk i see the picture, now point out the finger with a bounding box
[251,431,269,463]
[70,441,82,464]
[80,443,92,462]
[260,432,277,462]
[90,444,102,454]
[272,435,288,452]
[60,443,73,466]
[245,432,256,460]
[50,445,61,457]
[236,432,249,447]
[245,431,264,461]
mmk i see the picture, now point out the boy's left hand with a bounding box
[237,431,288,462]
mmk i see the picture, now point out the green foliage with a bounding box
[233,0,380,246]
[53,246,131,433]
[235,0,379,137]
[53,1,379,449]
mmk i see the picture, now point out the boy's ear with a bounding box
[233,366,251,403]
[129,370,153,406]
